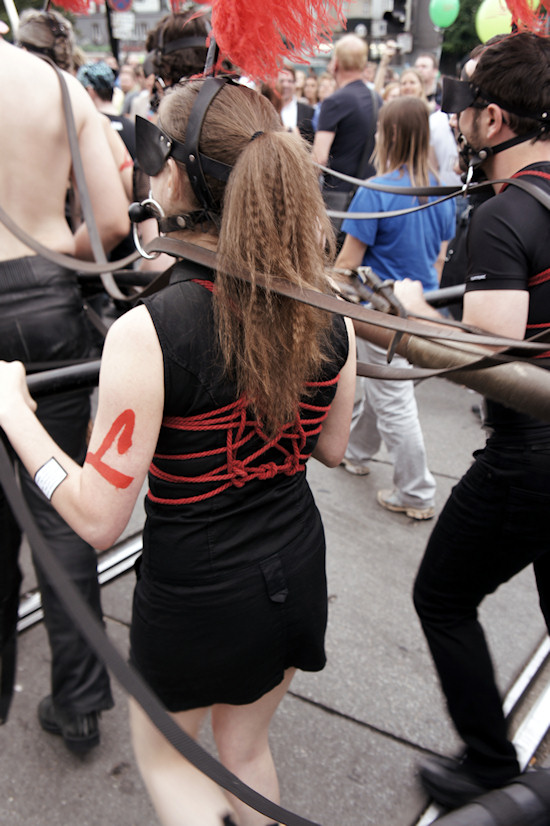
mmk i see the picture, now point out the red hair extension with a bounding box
[191,0,345,81]
[504,0,545,32]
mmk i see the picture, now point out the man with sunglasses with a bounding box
[392,32,550,810]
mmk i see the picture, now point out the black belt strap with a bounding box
[0,438,320,826]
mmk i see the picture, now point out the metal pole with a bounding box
[105,1,119,64]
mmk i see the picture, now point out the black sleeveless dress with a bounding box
[130,261,349,711]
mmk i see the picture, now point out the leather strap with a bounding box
[0,200,140,275]
[147,238,550,355]
[478,788,531,824]
[318,164,550,217]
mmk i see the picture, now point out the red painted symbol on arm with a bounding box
[86,409,136,489]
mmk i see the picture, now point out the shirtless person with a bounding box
[0,37,128,753]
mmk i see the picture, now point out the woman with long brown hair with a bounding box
[336,95,454,520]
[0,77,355,825]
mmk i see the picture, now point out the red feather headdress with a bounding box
[205,0,345,81]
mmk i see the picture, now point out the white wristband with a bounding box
[34,458,68,501]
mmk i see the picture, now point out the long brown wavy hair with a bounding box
[159,81,337,435]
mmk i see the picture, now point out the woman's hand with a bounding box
[0,360,37,423]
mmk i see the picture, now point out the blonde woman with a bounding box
[399,67,428,102]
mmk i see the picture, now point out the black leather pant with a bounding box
[0,255,112,715]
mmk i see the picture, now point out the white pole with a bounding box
[3,0,19,35]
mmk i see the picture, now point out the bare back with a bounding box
[0,40,129,261]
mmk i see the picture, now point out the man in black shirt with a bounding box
[394,31,550,810]
[312,34,378,243]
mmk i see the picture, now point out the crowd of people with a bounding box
[1,5,549,826]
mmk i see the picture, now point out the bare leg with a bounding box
[211,668,296,826]
[129,699,236,826]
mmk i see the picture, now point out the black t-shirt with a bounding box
[465,162,550,441]
[317,80,377,191]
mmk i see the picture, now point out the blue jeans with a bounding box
[413,441,550,784]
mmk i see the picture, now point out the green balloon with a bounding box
[429,0,460,27]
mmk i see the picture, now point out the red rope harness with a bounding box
[148,381,338,505]
[148,278,339,505]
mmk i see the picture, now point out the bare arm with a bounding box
[0,306,164,550]
[374,41,397,93]
[393,278,529,339]
[312,317,356,466]
[335,236,394,347]
[312,130,335,168]
[335,233,367,271]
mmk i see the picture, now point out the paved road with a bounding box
[2,378,549,826]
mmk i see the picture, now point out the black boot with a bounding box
[38,695,100,755]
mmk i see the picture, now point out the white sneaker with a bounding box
[377,489,435,520]
[340,457,370,476]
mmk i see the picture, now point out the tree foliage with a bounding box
[440,0,482,73]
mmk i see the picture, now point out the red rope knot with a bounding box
[230,460,249,488]
[256,461,279,481]
[284,455,301,476]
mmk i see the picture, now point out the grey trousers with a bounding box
[345,339,436,508]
